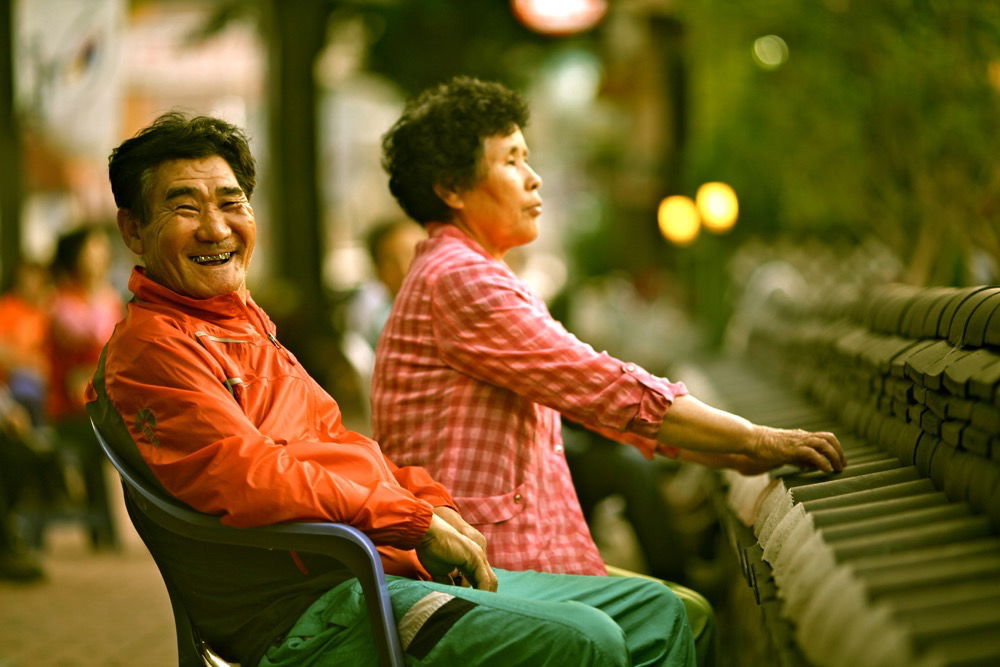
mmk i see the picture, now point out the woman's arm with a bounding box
[657,394,846,473]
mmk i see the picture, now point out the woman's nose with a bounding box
[525,164,542,190]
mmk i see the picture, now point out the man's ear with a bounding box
[116,209,144,256]
[433,183,464,210]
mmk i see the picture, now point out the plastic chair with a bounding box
[90,419,405,667]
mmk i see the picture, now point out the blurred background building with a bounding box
[4,0,999,370]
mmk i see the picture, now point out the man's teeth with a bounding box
[192,252,232,264]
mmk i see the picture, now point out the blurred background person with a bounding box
[44,225,124,550]
[0,384,46,582]
[347,217,426,349]
[340,218,426,429]
[0,260,53,428]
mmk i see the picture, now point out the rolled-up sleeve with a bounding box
[431,262,687,457]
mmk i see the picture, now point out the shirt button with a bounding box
[624,363,636,373]
[513,493,523,503]
[554,444,564,454]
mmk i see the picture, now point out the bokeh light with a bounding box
[752,35,789,70]
[511,0,608,36]
[658,195,700,246]
[696,182,739,233]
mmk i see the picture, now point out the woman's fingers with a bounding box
[756,426,847,473]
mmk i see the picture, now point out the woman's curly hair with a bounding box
[381,76,529,224]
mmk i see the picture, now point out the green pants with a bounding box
[606,565,717,667]
[261,568,695,666]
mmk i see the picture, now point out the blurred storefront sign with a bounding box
[15,0,124,159]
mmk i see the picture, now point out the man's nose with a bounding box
[196,207,230,241]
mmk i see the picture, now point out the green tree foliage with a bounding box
[679,0,1000,285]
[364,0,550,96]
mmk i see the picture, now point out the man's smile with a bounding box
[190,251,234,265]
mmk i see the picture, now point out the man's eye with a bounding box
[177,205,198,212]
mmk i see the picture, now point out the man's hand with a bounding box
[749,425,846,473]
[433,506,488,552]
[417,514,498,592]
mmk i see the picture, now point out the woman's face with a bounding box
[446,127,543,260]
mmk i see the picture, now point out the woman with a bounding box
[372,76,845,574]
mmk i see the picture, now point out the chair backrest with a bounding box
[90,418,404,667]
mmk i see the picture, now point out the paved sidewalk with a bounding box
[0,477,175,667]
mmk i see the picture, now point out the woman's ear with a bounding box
[116,209,144,256]
[433,183,464,210]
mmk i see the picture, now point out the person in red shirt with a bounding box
[89,111,697,666]
[46,226,124,549]
[374,76,847,663]
[47,227,123,424]
[375,75,844,569]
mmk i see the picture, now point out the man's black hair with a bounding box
[108,112,256,223]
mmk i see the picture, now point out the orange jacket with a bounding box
[87,267,453,574]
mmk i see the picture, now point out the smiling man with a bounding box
[87,112,698,666]
[117,155,254,300]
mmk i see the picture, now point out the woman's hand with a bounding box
[749,425,846,473]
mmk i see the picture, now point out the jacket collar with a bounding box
[127,267,262,325]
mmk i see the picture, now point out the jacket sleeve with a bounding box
[431,261,687,458]
[389,459,458,510]
[308,368,458,509]
[102,322,433,548]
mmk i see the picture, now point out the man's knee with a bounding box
[663,582,716,667]
[665,582,715,643]
[539,601,630,667]
[425,600,630,666]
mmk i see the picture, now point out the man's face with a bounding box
[448,127,543,259]
[120,156,255,300]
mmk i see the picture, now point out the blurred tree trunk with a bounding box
[262,0,331,329]
[0,0,21,291]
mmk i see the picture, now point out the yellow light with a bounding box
[696,182,738,233]
[658,195,700,246]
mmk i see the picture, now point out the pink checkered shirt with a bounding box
[371,224,687,575]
